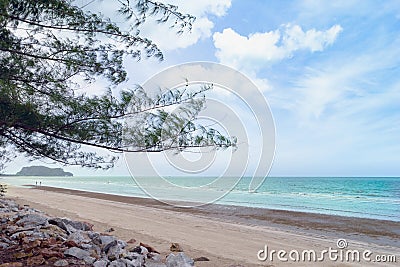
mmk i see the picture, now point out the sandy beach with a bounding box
[5,185,400,266]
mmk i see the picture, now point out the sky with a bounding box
[4,0,400,177]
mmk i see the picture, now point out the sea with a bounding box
[1,176,399,222]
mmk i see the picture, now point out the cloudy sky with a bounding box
[5,0,400,177]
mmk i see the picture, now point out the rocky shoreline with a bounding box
[0,198,198,267]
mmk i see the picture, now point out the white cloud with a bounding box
[75,0,231,51]
[213,24,342,71]
[283,24,343,52]
[167,0,232,17]
[252,76,273,93]
[140,0,232,50]
[291,37,400,121]
[212,24,342,102]
[293,68,353,120]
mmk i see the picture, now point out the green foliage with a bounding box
[0,0,235,170]
[123,84,236,152]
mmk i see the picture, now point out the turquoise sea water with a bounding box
[1,176,399,222]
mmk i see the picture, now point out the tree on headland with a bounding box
[0,0,235,170]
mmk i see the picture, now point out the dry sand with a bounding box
[6,186,400,267]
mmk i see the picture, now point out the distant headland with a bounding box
[15,166,73,177]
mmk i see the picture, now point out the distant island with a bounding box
[16,166,73,177]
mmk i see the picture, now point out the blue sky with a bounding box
[5,0,400,176]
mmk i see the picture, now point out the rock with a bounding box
[130,246,142,253]
[0,262,24,267]
[104,239,118,252]
[53,259,69,266]
[109,259,127,267]
[0,199,19,210]
[16,213,48,227]
[88,231,102,245]
[125,252,145,263]
[39,237,57,247]
[121,257,144,267]
[166,253,194,267]
[87,243,102,257]
[0,242,9,249]
[106,241,125,261]
[193,256,210,262]
[64,246,91,260]
[10,230,33,241]
[4,225,20,235]
[64,240,78,247]
[105,227,115,232]
[48,218,92,233]
[40,248,64,258]
[83,221,94,231]
[93,259,109,267]
[10,228,46,242]
[170,242,183,252]
[139,242,159,254]
[145,260,167,267]
[125,251,142,260]
[39,224,67,239]
[67,230,91,245]
[80,242,95,250]
[1,199,184,267]
[65,224,79,234]
[47,218,67,231]
[26,255,45,266]
[83,255,96,264]
[119,240,127,248]
[25,229,47,240]
[23,238,41,249]
[13,252,33,259]
[148,252,162,262]
[100,234,117,247]
[139,246,148,256]
[127,238,136,244]
[65,219,91,231]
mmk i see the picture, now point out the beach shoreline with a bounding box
[5,185,400,266]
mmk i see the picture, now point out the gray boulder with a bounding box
[54,259,69,266]
[145,259,167,267]
[100,234,117,248]
[0,199,19,211]
[64,246,91,260]
[109,259,128,267]
[67,230,91,245]
[0,242,9,249]
[48,217,92,233]
[81,242,101,258]
[17,213,48,227]
[148,252,162,262]
[121,257,144,267]
[125,252,145,263]
[88,231,102,245]
[106,240,126,261]
[166,253,194,267]
[83,255,96,264]
[93,259,109,267]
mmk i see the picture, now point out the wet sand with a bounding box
[6,185,400,266]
